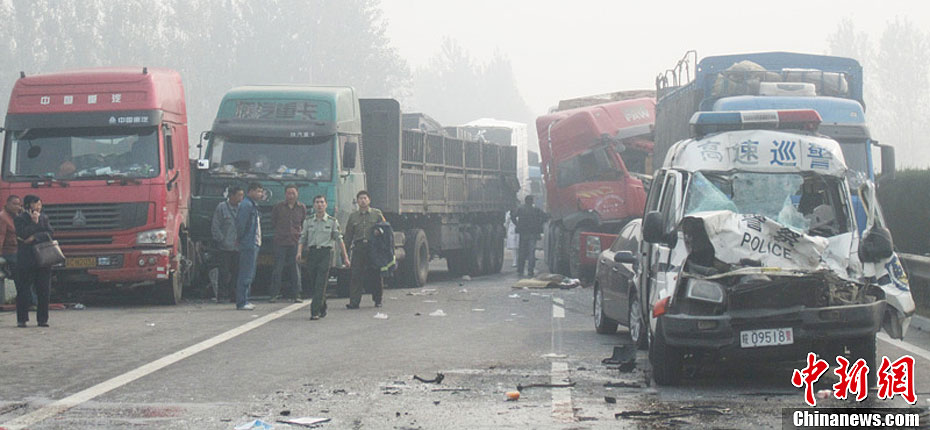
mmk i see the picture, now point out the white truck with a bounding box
[637,109,915,385]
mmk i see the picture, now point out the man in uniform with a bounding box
[511,195,548,277]
[269,184,306,303]
[297,195,349,320]
[343,190,386,309]
[211,186,243,302]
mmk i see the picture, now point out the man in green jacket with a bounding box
[343,190,385,309]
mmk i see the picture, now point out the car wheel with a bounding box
[650,320,683,386]
[594,284,618,334]
[628,287,647,350]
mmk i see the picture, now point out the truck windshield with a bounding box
[556,147,621,187]
[3,127,159,180]
[684,171,850,237]
[207,134,334,181]
[837,141,868,179]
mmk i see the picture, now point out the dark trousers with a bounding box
[517,234,539,275]
[270,244,301,299]
[349,242,382,307]
[236,247,259,308]
[216,250,239,301]
[304,247,331,316]
[17,266,50,324]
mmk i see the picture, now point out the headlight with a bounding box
[136,229,168,245]
[686,279,725,304]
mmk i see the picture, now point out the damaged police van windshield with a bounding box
[640,110,915,386]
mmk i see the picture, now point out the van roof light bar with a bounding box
[689,109,822,138]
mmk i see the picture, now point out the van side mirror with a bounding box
[859,225,894,263]
[880,144,895,182]
[642,211,665,244]
[343,141,358,170]
[614,250,636,264]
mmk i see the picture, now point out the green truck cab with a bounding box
[190,86,364,289]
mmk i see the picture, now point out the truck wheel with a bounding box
[155,270,182,305]
[650,320,683,386]
[568,229,582,279]
[847,335,877,387]
[488,224,505,274]
[629,287,648,350]
[468,226,487,276]
[402,229,429,288]
[594,284,618,334]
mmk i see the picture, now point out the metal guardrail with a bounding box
[900,253,930,281]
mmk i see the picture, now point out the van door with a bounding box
[644,170,682,329]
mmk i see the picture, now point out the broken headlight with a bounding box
[686,279,725,304]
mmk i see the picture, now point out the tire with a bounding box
[628,287,648,350]
[468,226,487,276]
[847,334,877,387]
[489,224,505,274]
[650,320,683,386]
[155,269,182,305]
[402,229,429,288]
[594,284,618,334]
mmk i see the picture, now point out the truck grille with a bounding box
[57,236,114,246]
[44,203,148,232]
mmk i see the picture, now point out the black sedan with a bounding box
[593,219,646,348]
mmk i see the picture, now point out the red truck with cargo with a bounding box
[536,96,655,278]
[1,67,193,304]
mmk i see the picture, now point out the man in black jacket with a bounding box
[511,195,548,277]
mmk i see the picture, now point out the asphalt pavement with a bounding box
[1,252,929,429]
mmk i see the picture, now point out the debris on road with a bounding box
[72,303,85,310]
[459,288,468,293]
[517,382,575,391]
[505,391,521,401]
[604,381,643,389]
[279,410,290,416]
[431,387,470,392]
[235,419,274,430]
[540,353,567,359]
[601,345,635,370]
[512,273,581,289]
[428,309,446,317]
[407,289,437,296]
[461,275,472,281]
[373,312,389,320]
[471,308,485,312]
[413,373,445,384]
[604,396,617,404]
[614,405,731,420]
[276,417,331,427]
[508,294,520,299]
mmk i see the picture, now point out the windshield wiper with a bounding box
[80,173,143,185]
[8,174,69,187]
[242,170,285,185]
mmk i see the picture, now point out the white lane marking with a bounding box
[552,304,565,319]
[551,361,574,422]
[877,333,930,362]
[2,301,309,430]
[552,297,564,306]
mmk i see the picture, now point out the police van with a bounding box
[637,109,914,385]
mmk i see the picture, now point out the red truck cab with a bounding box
[1,68,191,304]
[536,97,655,277]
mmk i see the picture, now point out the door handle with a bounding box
[611,267,619,272]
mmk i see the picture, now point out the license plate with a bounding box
[740,327,794,348]
[66,257,97,269]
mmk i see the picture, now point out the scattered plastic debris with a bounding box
[540,353,567,359]
[423,300,438,303]
[235,419,274,430]
[146,323,155,327]
[414,373,445,384]
[508,294,520,299]
[276,417,331,427]
[373,312,389,320]
[459,288,468,293]
[506,391,521,401]
[461,275,472,281]
[513,274,582,289]
[429,309,446,317]
[407,288,438,296]
[472,308,485,312]
[72,303,85,310]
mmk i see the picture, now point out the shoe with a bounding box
[268,295,279,303]
[237,303,256,310]
[38,322,49,327]
[310,315,320,320]
[374,302,382,308]
[17,322,26,328]
[345,304,359,309]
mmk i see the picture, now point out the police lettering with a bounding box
[740,232,792,260]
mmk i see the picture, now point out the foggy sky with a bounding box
[381,0,930,115]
